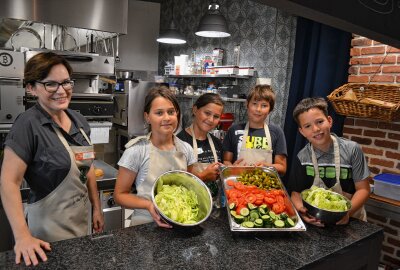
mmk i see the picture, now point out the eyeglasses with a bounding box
[35,80,75,93]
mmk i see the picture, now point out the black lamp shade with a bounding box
[157,21,186,44]
[195,3,230,38]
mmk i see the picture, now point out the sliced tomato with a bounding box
[264,196,277,205]
[245,194,256,204]
[276,195,285,205]
[272,203,286,214]
[234,182,246,191]
[255,194,264,200]
[226,180,235,187]
[254,199,264,206]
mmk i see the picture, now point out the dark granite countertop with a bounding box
[0,209,383,270]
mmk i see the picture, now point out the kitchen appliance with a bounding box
[217,85,239,98]
[0,49,25,125]
[113,80,155,138]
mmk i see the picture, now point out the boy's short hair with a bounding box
[293,97,329,125]
[246,84,275,111]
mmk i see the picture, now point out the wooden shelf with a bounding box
[176,94,246,103]
[166,74,250,79]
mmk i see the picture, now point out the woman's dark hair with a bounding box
[246,84,275,111]
[193,93,224,111]
[24,52,72,86]
[144,86,181,130]
[292,97,329,126]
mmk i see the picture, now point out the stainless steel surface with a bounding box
[0,0,128,34]
[220,166,307,232]
[301,189,351,224]
[151,170,213,227]
[0,50,24,78]
[93,159,118,182]
[10,27,42,51]
[112,93,128,126]
[24,49,115,76]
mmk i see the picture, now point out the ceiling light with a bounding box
[157,21,186,44]
[195,2,230,38]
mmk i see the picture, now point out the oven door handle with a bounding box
[0,77,22,82]
[62,55,93,62]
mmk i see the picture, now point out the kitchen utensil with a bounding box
[152,170,213,228]
[10,27,42,51]
[301,189,351,224]
[115,34,120,63]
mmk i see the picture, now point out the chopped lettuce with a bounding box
[302,186,349,212]
[155,184,201,224]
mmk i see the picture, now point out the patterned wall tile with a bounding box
[158,0,297,127]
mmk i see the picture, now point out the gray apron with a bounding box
[189,125,219,197]
[311,135,367,221]
[25,126,94,242]
[238,122,273,165]
[124,133,187,226]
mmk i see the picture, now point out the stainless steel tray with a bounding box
[220,166,306,232]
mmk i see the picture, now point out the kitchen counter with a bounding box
[0,209,383,270]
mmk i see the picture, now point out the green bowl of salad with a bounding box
[301,186,352,224]
[152,170,213,227]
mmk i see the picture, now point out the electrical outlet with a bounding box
[256,78,272,85]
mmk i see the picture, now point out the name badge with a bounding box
[75,151,95,161]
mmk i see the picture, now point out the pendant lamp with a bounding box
[195,2,230,38]
[157,1,186,44]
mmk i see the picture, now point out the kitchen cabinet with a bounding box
[116,0,160,71]
[0,209,383,269]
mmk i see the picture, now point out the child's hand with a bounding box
[232,158,245,166]
[298,207,325,227]
[336,212,350,225]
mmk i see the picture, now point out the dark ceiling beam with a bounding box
[254,0,400,48]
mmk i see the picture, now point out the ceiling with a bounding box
[254,0,400,48]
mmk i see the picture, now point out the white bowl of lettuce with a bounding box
[152,170,213,227]
[301,186,352,224]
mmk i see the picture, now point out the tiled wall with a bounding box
[158,0,297,128]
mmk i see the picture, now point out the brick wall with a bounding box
[346,34,400,269]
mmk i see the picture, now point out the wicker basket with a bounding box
[327,83,400,122]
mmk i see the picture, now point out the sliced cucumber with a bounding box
[259,204,268,210]
[259,207,267,215]
[280,213,289,220]
[274,219,285,228]
[254,218,263,227]
[229,202,236,210]
[249,210,259,221]
[242,221,254,228]
[240,207,250,217]
[269,211,277,220]
[247,203,257,210]
[285,217,295,227]
[230,210,237,217]
[234,215,245,224]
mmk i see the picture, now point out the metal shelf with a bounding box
[166,74,250,79]
[176,94,246,103]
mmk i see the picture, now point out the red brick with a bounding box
[378,122,400,131]
[387,46,400,53]
[396,76,400,83]
[368,212,388,223]
[348,75,369,83]
[397,250,400,257]
[350,57,371,65]
[388,133,400,140]
[375,139,399,149]
[372,40,382,45]
[350,48,361,56]
[355,119,379,128]
[351,136,373,145]
[382,225,399,236]
[343,126,362,135]
[397,163,400,170]
[348,66,359,75]
[386,151,400,160]
[382,244,395,254]
[351,38,372,46]
[369,166,381,174]
[360,66,381,74]
[382,66,400,73]
[387,236,400,247]
[382,168,400,174]
[362,146,384,155]
[370,158,395,167]
[382,255,400,266]
[370,75,395,82]
[371,55,397,64]
[361,46,385,55]
[344,118,355,126]
[364,129,386,138]
[389,219,400,227]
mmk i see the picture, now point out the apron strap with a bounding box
[241,122,272,151]
[189,125,218,163]
[311,135,342,193]
[79,128,92,146]
[125,133,151,149]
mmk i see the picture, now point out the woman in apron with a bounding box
[114,86,196,227]
[222,85,287,176]
[0,52,103,266]
[290,97,370,226]
[177,93,224,203]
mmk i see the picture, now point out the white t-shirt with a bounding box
[118,138,196,188]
